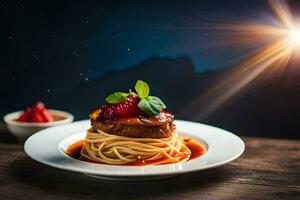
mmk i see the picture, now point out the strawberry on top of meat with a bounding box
[100,93,144,120]
[91,80,169,121]
[89,80,175,138]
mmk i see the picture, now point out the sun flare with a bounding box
[183,0,299,119]
[288,28,300,45]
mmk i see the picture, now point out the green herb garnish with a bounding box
[105,92,130,104]
[105,80,166,116]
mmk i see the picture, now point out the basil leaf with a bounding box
[138,99,160,116]
[129,88,134,95]
[147,96,166,110]
[135,80,149,99]
[105,92,129,104]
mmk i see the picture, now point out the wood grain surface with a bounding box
[0,131,299,200]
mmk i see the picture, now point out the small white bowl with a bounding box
[4,109,74,141]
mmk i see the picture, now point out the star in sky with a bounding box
[73,51,79,57]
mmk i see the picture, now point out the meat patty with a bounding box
[90,113,176,138]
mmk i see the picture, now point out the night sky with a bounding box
[1,0,270,95]
[1,0,300,138]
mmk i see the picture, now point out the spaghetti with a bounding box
[80,128,191,165]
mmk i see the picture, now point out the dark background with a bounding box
[1,0,300,139]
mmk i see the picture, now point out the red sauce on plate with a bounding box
[64,140,84,158]
[65,138,205,166]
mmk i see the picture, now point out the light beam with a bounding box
[181,0,299,120]
[289,28,300,45]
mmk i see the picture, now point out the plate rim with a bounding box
[24,119,245,177]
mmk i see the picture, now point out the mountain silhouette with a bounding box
[61,57,299,139]
[62,57,219,118]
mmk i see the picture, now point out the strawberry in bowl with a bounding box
[16,102,54,123]
[4,102,74,141]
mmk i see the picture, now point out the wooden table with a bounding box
[0,129,299,200]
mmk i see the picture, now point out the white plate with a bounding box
[24,120,245,181]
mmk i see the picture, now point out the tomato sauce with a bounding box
[65,138,205,166]
[64,140,84,158]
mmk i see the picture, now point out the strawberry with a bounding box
[17,111,30,122]
[16,107,32,122]
[30,112,46,122]
[103,80,167,117]
[31,102,53,122]
[113,93,144,118]
[102,106,115,119]
[17,112,28,122]
[160,109,170,115]
[16,102,54,123]
[32,102,45,112]
[40,109,54,122]
[101,93,144,119]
